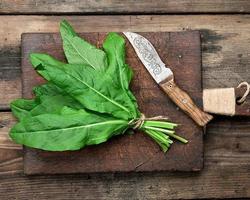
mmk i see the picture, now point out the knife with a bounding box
[123,32,213,126]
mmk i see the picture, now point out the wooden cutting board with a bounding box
[21,31,204,174]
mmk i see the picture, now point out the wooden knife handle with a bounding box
[160,79,213,126]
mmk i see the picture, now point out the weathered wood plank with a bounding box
[1,15,250,110]
[0,79,21,110]
[0,112,22,175]
[1,0,250,14]
[0,112,250,199]
[0,165,249,200]
[0,112,21,150]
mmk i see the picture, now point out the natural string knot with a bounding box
[129,113,146,130]
[237,81,250,104]
[128,114,169,130]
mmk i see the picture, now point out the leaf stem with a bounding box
[143,129,172,152]
[143,120,177,130]
[143,126,188,144]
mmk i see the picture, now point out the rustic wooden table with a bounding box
[0,1,250,199]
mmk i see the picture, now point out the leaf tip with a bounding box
[60,19,77,38]
[29,53,43,69]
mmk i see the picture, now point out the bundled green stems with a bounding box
[129,118,188,152]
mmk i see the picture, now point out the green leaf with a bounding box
[60,19,77,38]
[10,99,38,121]
[103,32,133,90]
[32,83,83,115]
[10,107,128,151]
[30,94,82,116]
[60,20,107,70]
[33,83,83,114]
[33,82,63,97]
[103,32,139,116]
[10,82,64,120]
[30,53,138,120]
[11,82,83,120]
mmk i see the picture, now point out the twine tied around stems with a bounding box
[128,114,169,130]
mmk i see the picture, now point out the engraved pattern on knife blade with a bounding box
[133,36,162,76]
[124,32,173,83]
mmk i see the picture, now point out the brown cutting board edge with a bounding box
[21,31,204,175]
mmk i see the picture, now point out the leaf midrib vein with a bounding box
[62,36,130,115]
[65,36,97,70]
[72,73,130,114]
[16,120,127,135]
[45,63,130,114]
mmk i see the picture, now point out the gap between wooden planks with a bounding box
[0,15,250,109]
[0,0,250,14]
[0,112,250,199]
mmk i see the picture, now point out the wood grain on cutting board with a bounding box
[21,31,203,174]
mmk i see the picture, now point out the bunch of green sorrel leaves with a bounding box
[9,20,187,152]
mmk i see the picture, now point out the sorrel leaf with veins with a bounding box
[103,32,133,90]
[10,99,38,121]
[60,20,107,70]
[103,33,139,114]
[30,53,138,120]
[11,82,82,120]
[10,107,128,151]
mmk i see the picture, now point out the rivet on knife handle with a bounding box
[160,79,213,126]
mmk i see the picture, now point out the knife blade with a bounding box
[123,32,213,126]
